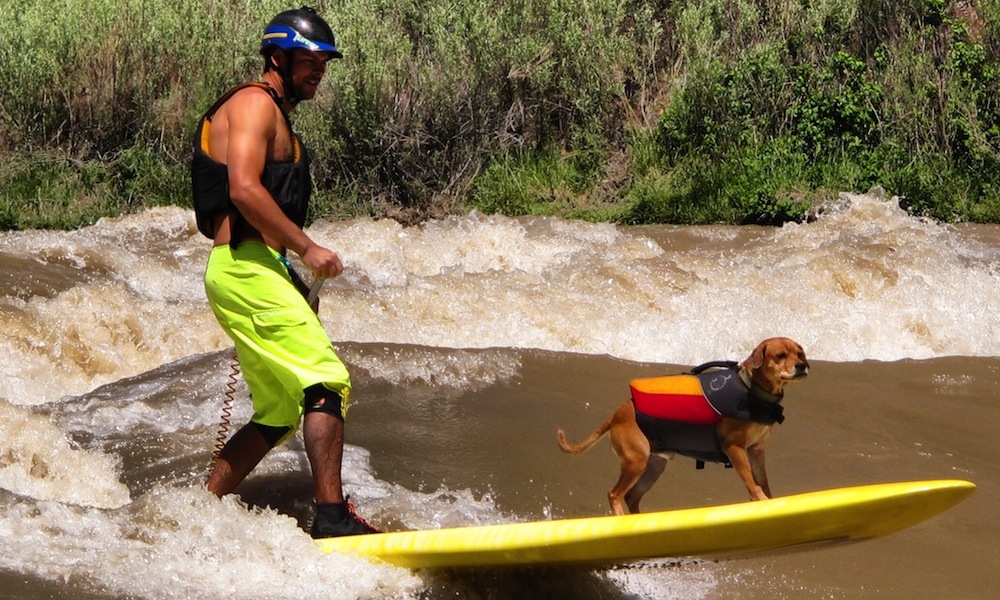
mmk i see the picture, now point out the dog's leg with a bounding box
[608,457,648,516]
[747,444,771,499]
[722,444,769,501]
[624,453,669,514]
[607,410,652,515]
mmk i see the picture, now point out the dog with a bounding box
[556,337,809,515]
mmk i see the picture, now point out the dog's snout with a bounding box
[794,361,809,376]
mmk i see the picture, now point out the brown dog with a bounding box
[556,337,809,515]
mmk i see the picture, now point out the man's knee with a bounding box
[303,383,346,421]
[249,422,293,448]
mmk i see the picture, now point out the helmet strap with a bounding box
[280,49,301,105]
[265,50,301,107]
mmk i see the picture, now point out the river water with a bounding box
[0,192,996,599]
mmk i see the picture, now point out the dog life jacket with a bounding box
[629,362,785,467]
[191,82,312,247]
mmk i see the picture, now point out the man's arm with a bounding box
[225,90,343,279]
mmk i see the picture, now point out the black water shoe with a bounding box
[310,499,381,538]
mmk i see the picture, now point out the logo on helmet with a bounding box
[292,31,321,51]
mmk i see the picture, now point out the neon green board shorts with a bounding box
[204,242,351,430]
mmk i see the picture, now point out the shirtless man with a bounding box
[191,6,377,538]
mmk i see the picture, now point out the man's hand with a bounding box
[301,243,344,279]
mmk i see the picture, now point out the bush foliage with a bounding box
[1,0,998,228]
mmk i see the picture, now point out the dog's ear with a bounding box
[744,342,767,370]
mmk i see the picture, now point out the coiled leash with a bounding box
[212,350,242,461]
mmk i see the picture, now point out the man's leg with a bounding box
[302,410,345,504]
[302,385,379,537]
[206,423,272,497]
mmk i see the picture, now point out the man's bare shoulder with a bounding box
[219,86,280,135]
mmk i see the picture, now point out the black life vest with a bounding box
[191,82,311,245]
[630,363,785,467]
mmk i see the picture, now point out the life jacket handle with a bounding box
[689,360,738,374]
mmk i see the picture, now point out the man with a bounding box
[191,6,378,538]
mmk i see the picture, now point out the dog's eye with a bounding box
[776,352,787,360]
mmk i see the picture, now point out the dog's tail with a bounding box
[556,418,613,455]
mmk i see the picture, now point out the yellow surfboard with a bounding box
[316,480,974,569]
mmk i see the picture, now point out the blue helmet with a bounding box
[261,6,343,59]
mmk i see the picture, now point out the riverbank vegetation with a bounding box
[1,0,998,229]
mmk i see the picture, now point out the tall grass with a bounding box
[0,0,284,227]
[619,0,1000,224]
[1,0,998,228]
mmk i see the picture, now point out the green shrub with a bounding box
[643,0,1000,224]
